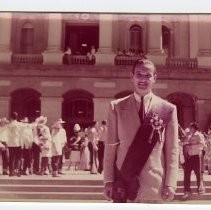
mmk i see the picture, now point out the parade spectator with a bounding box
[20,117,33,175]
[97,120,107,174]
[0,117,9,175]
[39,125,52,176]
[51,118,67,177]
[182,122,206,200]
[7,112,22,177]
[79,133,90,171]
[31,112,42,175]
[88,121,99,174]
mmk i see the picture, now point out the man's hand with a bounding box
[104,182,114,201]
[161,186,175,201]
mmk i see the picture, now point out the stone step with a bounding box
[176,186,211,193]
[0,191,105,201]
[174,192,211,201]
[0,179,103,185]
[0,184,103,192]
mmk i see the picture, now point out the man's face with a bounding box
[130,64,156,96]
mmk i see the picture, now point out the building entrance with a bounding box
[167,92,196,129]
[10,88,41,122]
[62,89,94,138]
[64,24,99,55]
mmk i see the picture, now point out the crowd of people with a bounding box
[178,122,211,200]
[0,111,107,177]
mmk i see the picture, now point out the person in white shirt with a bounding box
[39,122,52,175]
[20,117,33,175]
[0,117,9,175]
[182,122,206,200]
[97,120,107,174]
[7,112,22,176]
[51,119,67,177]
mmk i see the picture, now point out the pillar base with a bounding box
[146,51,167,65]
[197,55,211,68]
[42,51,63,64]
[95,52,116,65]
[0,51,12,64]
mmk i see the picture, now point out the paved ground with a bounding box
[1,166,211,182]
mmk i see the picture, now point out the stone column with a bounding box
[41,97,63,126]
[95,14,115,64]
[197,15,211,67]
[0,96,10,118]
[0,13,12,63]
[189,15,198,58]
[147,15,166,65]
[42,13,63,64]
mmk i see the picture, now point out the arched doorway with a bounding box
[114,90,133,99]
[166,92,196,129]
[62,89,94,138]
[10,88,41,122]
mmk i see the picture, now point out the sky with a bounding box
[1,0,211,13]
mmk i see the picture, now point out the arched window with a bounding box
[162,25,171,55]
[130,25,142,53]
[21,22,34,54]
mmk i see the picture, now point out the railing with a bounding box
[114,55,145,65]
[63,55,95,65]
[12,54,43,64]
[166,58,198,69]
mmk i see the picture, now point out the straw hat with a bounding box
[52,118,65,129]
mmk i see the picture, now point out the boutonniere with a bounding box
[148,113,164,144]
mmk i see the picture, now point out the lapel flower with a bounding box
[148,113,164,144]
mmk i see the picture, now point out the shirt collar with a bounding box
[133,91,153,103]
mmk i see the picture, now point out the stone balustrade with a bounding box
[166,57,198,69]
[11,54,43,64]
[63,55,95,65]
[114,55,144,65]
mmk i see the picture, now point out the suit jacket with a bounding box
[104,93,179,201]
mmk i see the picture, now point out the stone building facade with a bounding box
[0,12,210,135]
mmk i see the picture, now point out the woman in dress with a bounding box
[79,133,90,171]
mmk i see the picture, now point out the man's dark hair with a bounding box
[11,112,18,120]
[189,122,199,131]
[132,58,156,74]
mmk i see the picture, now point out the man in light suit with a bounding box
[104,59,179,203]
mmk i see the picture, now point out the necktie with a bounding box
[139,96,145,123]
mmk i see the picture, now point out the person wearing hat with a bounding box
[20,117,33,175]
[0,117,10,175]
[32,115,48,175]
[51,118,67,177]
[182,122,206,200]
[37,119,52,175]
